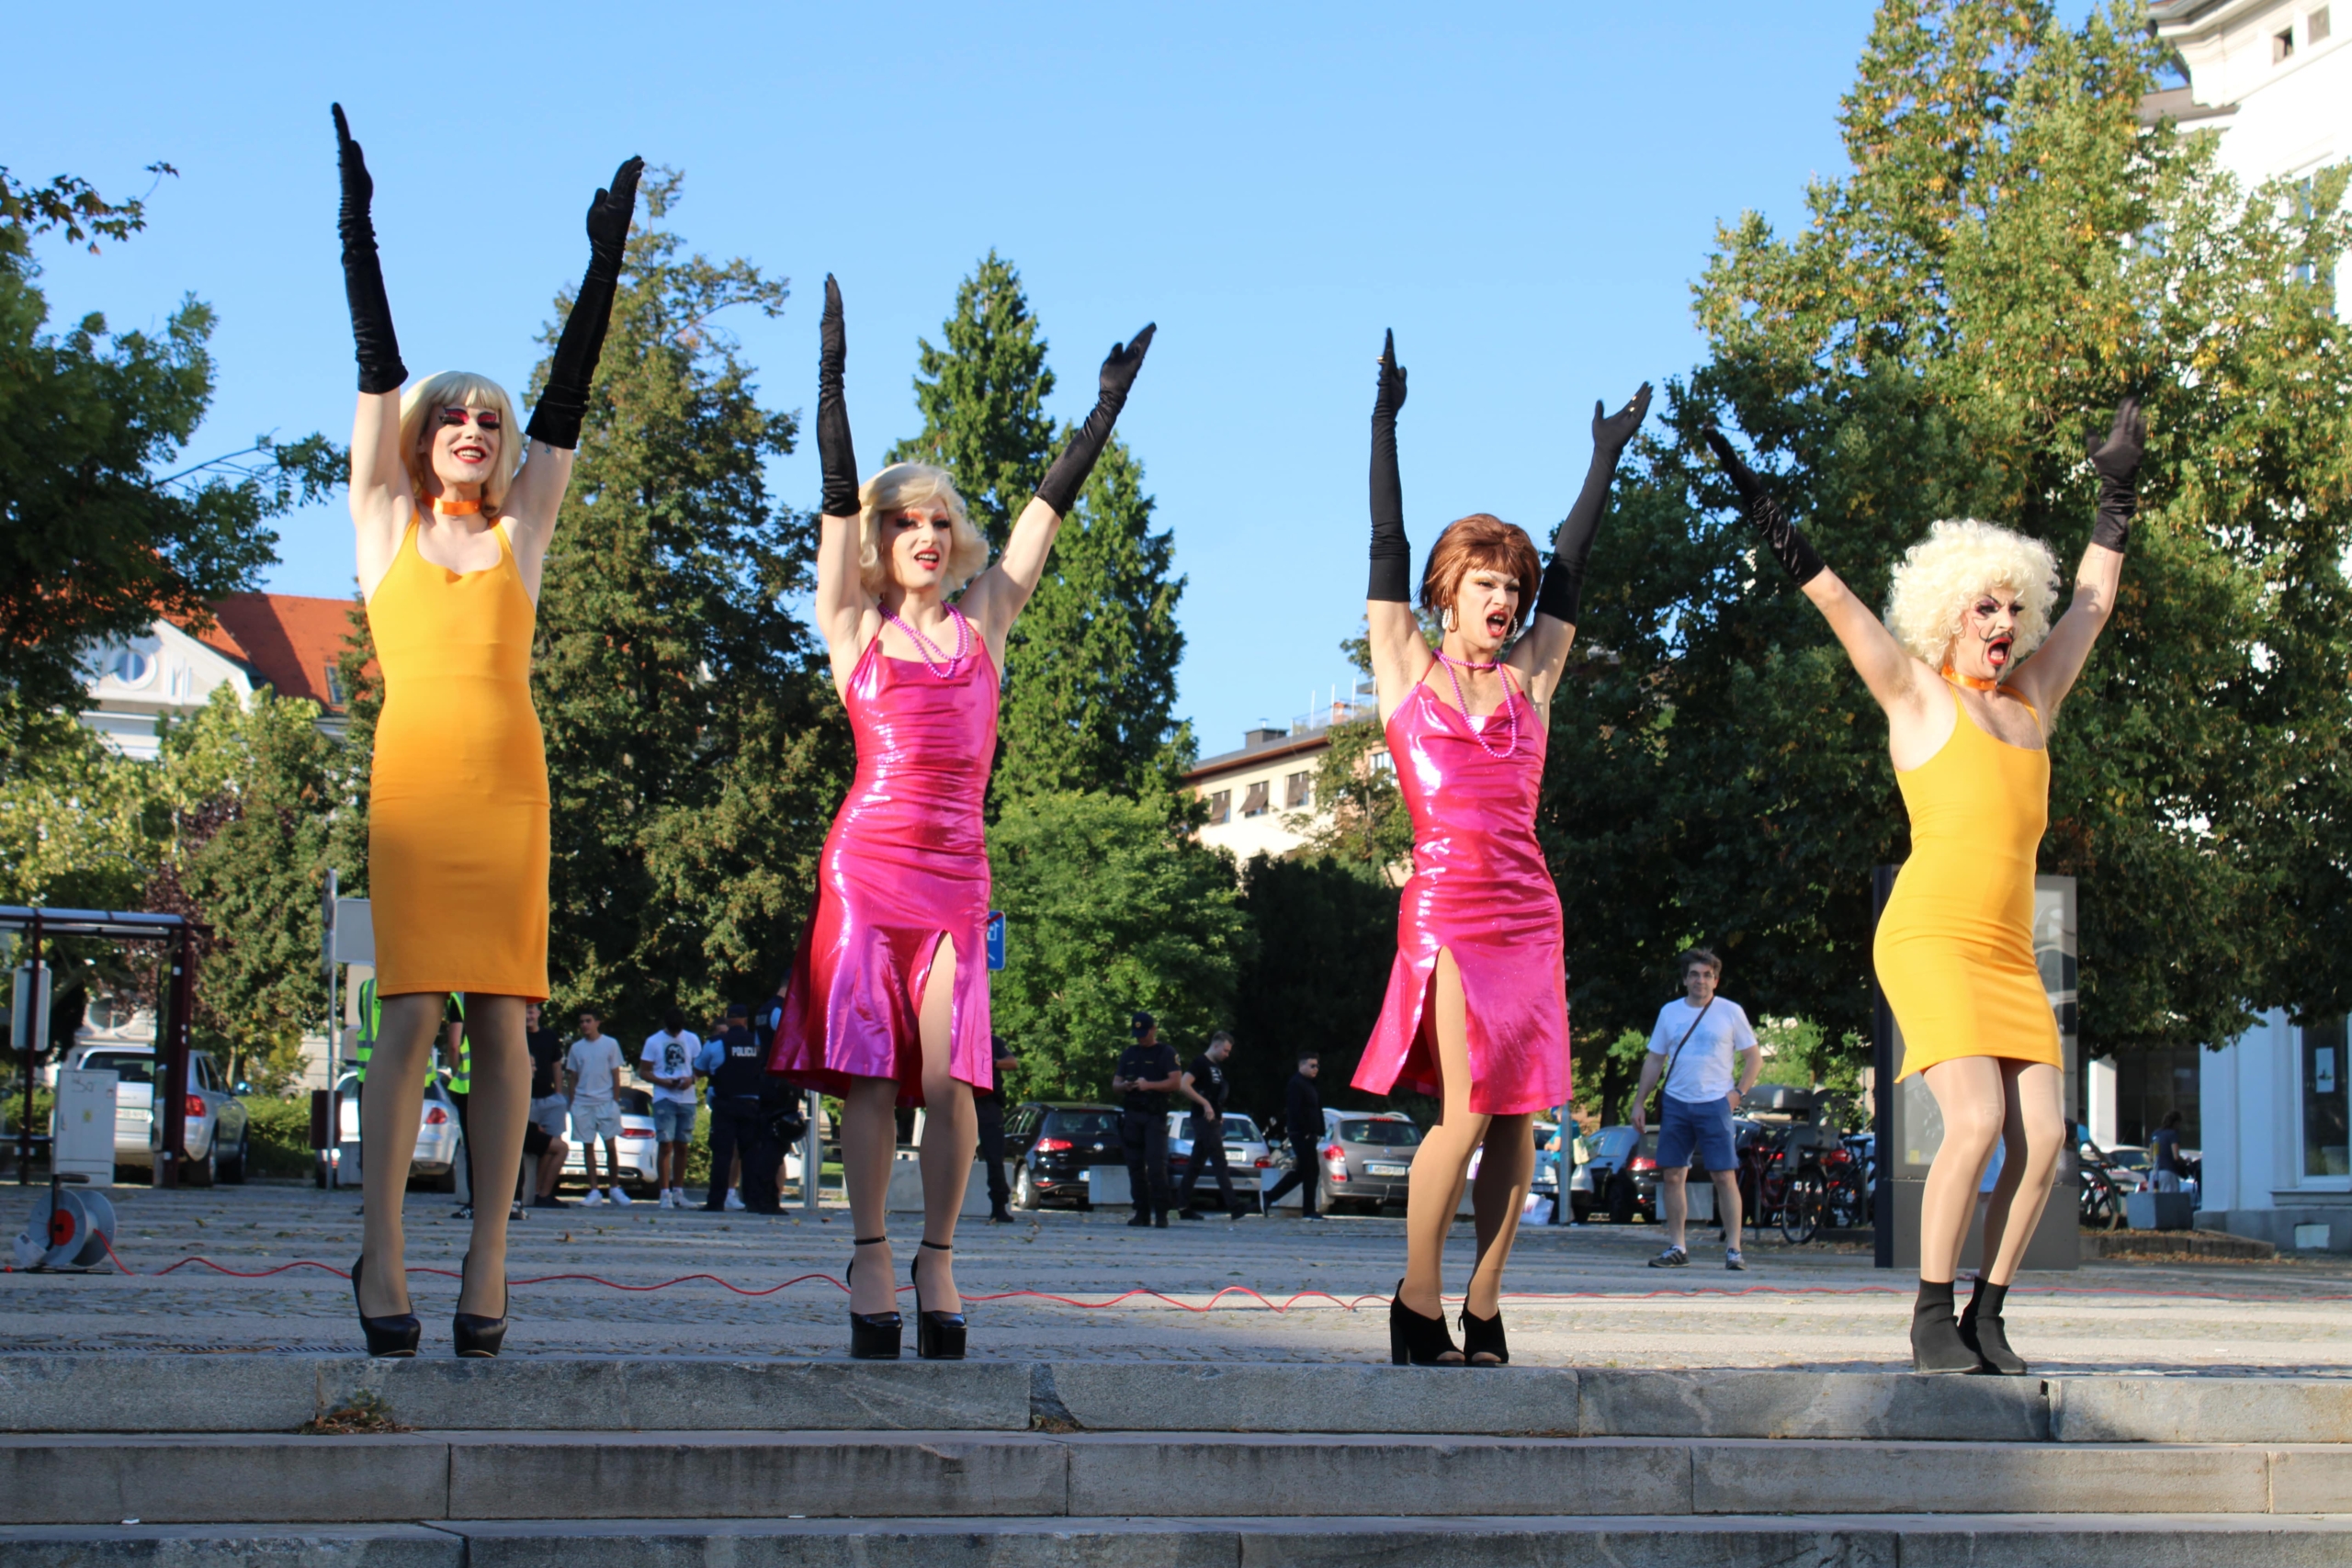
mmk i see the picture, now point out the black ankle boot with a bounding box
[1459,1306,1510,1366]
[1959,1277,2026,1375]
[1911,1279,1982,1373]
[1388,1280,1463,1366]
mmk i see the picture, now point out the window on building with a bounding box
[1204,789,1230,825]
[2304,1017,2349,1179]
[1240,780,1271,818]
[2274,26,2296,62]
[1284,770,1312,808]
[323,664,346,706]
[2312,7,2333,44]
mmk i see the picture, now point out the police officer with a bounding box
[701,1004,765,1212]
[1112,1011,1182,1228]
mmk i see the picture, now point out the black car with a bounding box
[1583,1124,1661,1223]
[1005,1101,1127,1211]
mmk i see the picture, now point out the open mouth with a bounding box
[1985,636,2013,670]
[452,444,488,463]
[1484,612,1510,637]
[913,549,941,571]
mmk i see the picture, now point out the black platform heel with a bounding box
[1388,1280,1463,1366]
[848,1235,902,1360]
[453,1251,510,1359]
[1460,1305,1510,1366]
[351,1254,421,1359]
[913,1239,967,1360]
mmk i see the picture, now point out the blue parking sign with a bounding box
[986,911,1007,971]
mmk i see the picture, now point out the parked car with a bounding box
[52,1046,250,1186]
[1005,1101,1126,1210]
[1166,1109,1270,1199]
[325,1071,464,1190]
[557,1086,662,1195]
[1583,1124,1659,1223]
[1316,1109,1423,1213]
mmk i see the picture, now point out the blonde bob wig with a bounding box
[858,462,990,596]
[1883,517,2061,669]
[398,370,526,516]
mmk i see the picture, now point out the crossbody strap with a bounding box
[1654,997,1717,1110]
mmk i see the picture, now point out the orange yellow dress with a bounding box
[1874,682,2060,1079]
[365,518,549,999]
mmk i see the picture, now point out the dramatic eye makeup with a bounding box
[439,407,501,431]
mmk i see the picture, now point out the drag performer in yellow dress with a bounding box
[1704,400,2143,1373]
[332,104,639,1358]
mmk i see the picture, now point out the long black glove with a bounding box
[815,275,859,518]
[332,105,406,396]
[1702,426,1826,586]
[1367,330,1411,604]
[1034,324,1157,517]
[2088,395,2145,553]
[1536,382,1652,624]
[526,156,644,451]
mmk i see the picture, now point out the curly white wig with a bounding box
[1883,518,2060,668]
[858,462,991,597]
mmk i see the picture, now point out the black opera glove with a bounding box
[2088,395,2145,554]
[526,156,645,451]
[817,276,859,519]
[1536,381,1653,625]
[1367,330,1411,604]
[1702,425,1826,587]
[1034,324,1157,517]
[332,105,406,396]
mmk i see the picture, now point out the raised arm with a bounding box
[1511,381,1652,708]
[1364,331,1430,718]
[964,324,1158,661]
[502,155,643,593]
[335,105,413,597]
[2007,398,2142,721]
[1702,425,1940,731]
[808,276,876,691]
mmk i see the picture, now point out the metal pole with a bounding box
[1871,863,1898,1269]
[802,1089,820,1213]
[17,908,40,1187]
[322,871,340,1090]
[159,928,194,1188]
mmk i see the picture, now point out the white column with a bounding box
[2086,1055,2119,1148]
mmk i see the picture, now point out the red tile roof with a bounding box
[174,593,366,713]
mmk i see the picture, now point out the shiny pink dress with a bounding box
[1352,671,1568,1116]
[769,626,997,1104]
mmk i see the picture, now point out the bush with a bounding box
[241,1093,317,1178]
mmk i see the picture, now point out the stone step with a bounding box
[4,1430,2349,1526]
[3,1354,2346,1443]
[5,1514,2352,1568]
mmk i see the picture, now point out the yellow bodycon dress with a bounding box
[1873,682,2060,1079]
[365,519,549,999]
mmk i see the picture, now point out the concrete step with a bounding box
[6,1515,2352,1568]
[4,1430,2350,1525]
[3,1354,2346,1443]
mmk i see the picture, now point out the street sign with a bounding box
[986,911,1006,972]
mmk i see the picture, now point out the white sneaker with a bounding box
[724,1189,746,1212]
[656,1190,674,1209]
[609,1186,633,1207]
[670,1187,686,1208]
[582,1190,608,1207]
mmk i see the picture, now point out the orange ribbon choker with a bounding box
[430,497,482,517]
[1941,662,2002,693]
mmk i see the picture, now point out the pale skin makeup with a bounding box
[350,392,572,602]
[810,484,1075,1318]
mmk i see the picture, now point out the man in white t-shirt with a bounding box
[640,1008,704,1208]
[1634,948,1760,1270]
[564,1011,632,1207]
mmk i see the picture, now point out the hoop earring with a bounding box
[1442,606,1456,633]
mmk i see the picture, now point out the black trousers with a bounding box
[1258,1136,1322,1217]
[1175,1122,1238,1214]
[976,1098,1011,1208]
[1120,1109,1171,1220]
[451,1089,472,1204]
[703,1099,763,1210]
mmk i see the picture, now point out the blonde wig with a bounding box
[1883,518,2061,668]
[858,463,990,596]
[398,371,526,515]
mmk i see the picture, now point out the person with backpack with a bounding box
[1634,948,1761,1270]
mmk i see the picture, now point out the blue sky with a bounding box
[9,1,2095,755]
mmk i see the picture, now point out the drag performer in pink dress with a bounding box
[1355,332,1648,1365]
[774,277,1153,1359]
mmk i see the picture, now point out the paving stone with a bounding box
[2052,1376,2352,1443]
[2267,1446,2352,1513]
[0,1434,448,1526]
[1577,1367,2048,1440]
[0,1524,462,1568]
[1890,1513,2352,1568]
[1690,1438,2273,1516]
[1039,1359,1581,1433]
[449,1517,1236,1568]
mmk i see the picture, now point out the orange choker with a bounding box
[1941,662,2003,694]
[429,497,482,517]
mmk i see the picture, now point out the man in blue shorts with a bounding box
[1634,948,1760,1270]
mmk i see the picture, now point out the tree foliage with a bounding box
[1227,852,1396,1120]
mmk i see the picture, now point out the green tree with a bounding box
[1227,852,1396,1119]
[988,790,1255,1100]
[0,700,157,910]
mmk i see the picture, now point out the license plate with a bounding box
[1367,1163,1409,1177]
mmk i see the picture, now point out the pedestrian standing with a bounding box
[524,1003,571,1208]
[701,1004,764,1213]
[564,1010,631,1207]
[1633,948,1760,1271]
[1176,1032,1242,1220]
[641,1008,703,1209]
[1112,1012,1182,1228]
[976,1034,1020,1224]
[1257,1053,1327,1220]
[2149,1110,2186,1194]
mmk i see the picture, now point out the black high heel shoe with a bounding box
[453,1251,509,1359]
[1388,1280,1462,1366]
[351,1254,421,1359]
[912,1240,967,1360]
[1460,1305,1510,1366]
[847,1235,902,1360]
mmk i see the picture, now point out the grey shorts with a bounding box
[571,1100,623,1142]
[529,1096,570,1138]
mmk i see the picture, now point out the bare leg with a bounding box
[457,995,527,1315]
[537,1137,567,1198]
[915,938,973,1314]
[357,993,441,1316]
[1400,950,1489,1333]
[1981,1061,2064,1285]
[841,1075,899,1314]
[1712,1168,1744,1243]
[1659,1167,1690,1250]
[1465,1112,1533,1317]
[1918,1057,2007,1283]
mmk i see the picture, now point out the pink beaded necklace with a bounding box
[1435,651,1521,760]
[885,605,972,679]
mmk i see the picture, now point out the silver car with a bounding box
[1317,1109,1423,1213]
[54,1046,251,1186]
[325,1070,463,1190]
[1165,1110,1270,1197]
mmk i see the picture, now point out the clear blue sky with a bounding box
[9,1,2091,756]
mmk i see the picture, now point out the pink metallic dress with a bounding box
[1352,671,1568,1116]
[769,625,997,1104]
